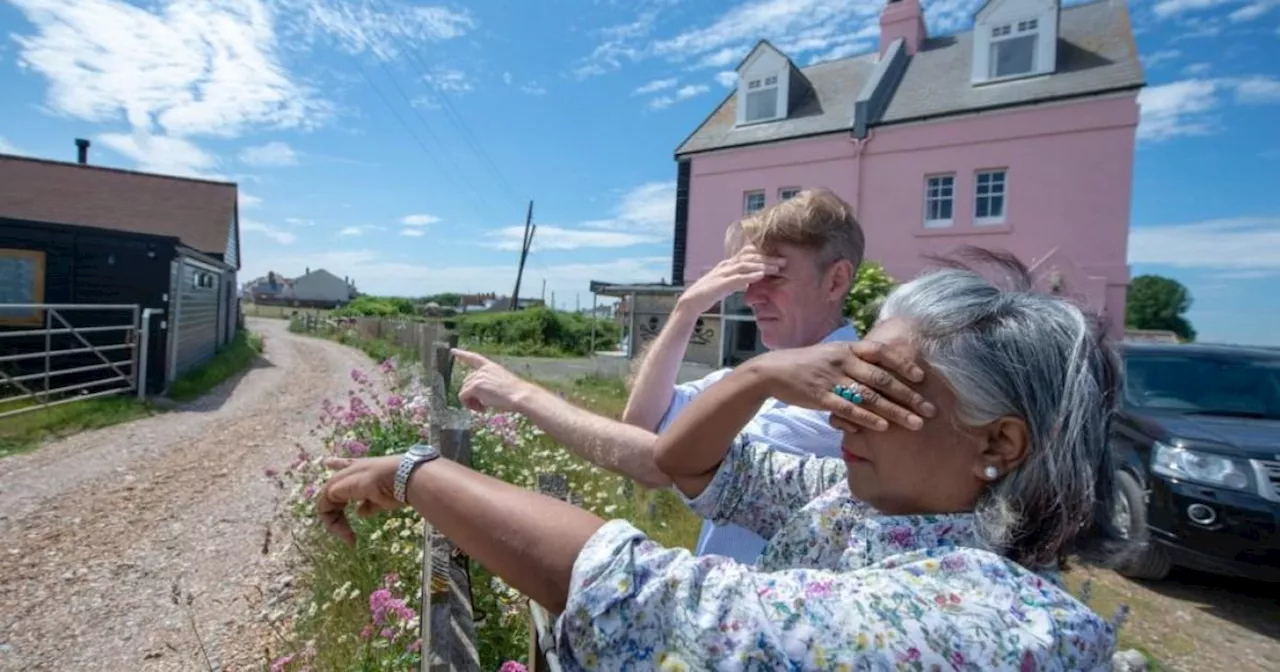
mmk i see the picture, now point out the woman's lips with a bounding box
[841,448,867,464]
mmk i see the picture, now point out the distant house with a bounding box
[0,139,241,395]
[243,272,292,302]
[291,268,356,308]
[637,0,1143,368]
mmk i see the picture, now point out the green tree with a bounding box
[1126,274,1197,341]
[843,260,896,335]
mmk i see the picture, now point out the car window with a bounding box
[1124,353,1280,419]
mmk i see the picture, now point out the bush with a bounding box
[457,308,620,357]
[843,260,896,335]
[335,296,419,319]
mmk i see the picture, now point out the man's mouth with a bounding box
[840,448,867,464]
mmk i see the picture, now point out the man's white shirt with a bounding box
[656,321,859,564]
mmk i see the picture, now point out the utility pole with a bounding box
[551,291,556,311]
[510,200,534,311]
[575,293,580,313]
[541,278,546,303]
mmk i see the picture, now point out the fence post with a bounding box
[419,334,480,672]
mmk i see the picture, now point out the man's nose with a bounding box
[743,283,767,306]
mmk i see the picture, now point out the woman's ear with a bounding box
[974,416,1030,482]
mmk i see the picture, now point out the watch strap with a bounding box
[394,444,440,503]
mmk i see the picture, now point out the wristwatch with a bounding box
[394,443,441,504]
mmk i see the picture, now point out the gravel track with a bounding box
[0,318,372,671]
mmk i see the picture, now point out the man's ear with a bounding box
[827,259,855,300]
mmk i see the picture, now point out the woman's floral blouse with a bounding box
[554,439,1116,671]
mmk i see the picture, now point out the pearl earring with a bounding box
[983,465,999,480]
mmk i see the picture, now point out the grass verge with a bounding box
[0,395,156,458]
[167,329,264,402]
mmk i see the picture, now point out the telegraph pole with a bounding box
[510,200,534,311]
[541,278,546,303]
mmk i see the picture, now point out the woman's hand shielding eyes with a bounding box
[745,340,936,432]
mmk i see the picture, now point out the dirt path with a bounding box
[0,318,373,671]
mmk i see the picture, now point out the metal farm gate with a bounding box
[167,256,225,382]
[0,304,153,419]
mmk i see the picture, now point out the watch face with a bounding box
[409,443,435,457]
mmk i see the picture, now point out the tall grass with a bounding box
[167,329,265,401]
[0,395,155,457]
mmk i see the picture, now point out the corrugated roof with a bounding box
[0,153,237,260]
[676,0,1142,156]
[879,0,1142,124]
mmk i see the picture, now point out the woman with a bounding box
[316,251,1129,670]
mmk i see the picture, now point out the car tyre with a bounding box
[1113,469,1173,581]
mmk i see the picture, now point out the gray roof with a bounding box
[880,0,1143,124]
[674,53,877,156]
[675,0,1143,156]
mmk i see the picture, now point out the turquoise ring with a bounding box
[833,383,864,405]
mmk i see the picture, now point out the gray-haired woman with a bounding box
[316,250,1129,670]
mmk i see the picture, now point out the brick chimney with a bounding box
[879,0,927,56]
[75,138,91,164]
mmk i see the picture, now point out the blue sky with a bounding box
[0,0,1278,343]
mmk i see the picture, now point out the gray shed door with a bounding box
[172,259,221,377]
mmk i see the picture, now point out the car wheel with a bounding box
[1113,470,1173,581]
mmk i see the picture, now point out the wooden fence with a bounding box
[297,313,565,670]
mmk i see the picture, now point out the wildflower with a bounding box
[499,662,530,672]
[360,624,374,641]
[386,394,404,410]
[343,439,369,457]
[270,654,295,672]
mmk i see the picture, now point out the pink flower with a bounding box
[270,654,294,672]
[359,624,374,640]
[344,440,369,457]
[499,662,529,672]
[386,394,404,410]
[407,639,422,653]
[380,627,395,640]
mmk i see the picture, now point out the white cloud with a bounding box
[1229,0,1278,22]
[1183,62,1211,76]
[239,248,670,299]
[97,130,221,178]
[241,218,296,245]
[646,83,709,110]
[481,181,675,251]
[1140,49,1182,69]
[502,71,513,85]
[521,81,547,95]
[1138,76,1280,141]
[284,217,314,226]
[0,136,27,155]
[714,71,737,88]
[278,0,474,61]
[634,77,678,95]
[401,214,441,226]
[338,226,364,237]
[1129,217,1280,270]
[400,228,424,237]
[424,68,472,93]
[10,0,332,139]
[1152,0,1234,19]
[484,226,662,251]
[238,141,299,166]
[239,191,263,209]
[582,181,675,236]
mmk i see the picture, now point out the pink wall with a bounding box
[683,94,1140,335]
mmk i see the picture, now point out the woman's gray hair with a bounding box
[877,248,1131,569]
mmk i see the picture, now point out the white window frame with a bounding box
[923,174,955,228]
[974,169,1008,225]
[778,187,801,201]
[988,19,1039,80]
[744,190,766,215]
[742,74,783,124]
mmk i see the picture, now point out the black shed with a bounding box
[0,217,177,396]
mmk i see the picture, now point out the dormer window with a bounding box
[744,74,781,123]
[971,1,1058,85]
[989,19,1038,78]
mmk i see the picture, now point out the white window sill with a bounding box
[923,220,954,229]
[975,217,1007,226]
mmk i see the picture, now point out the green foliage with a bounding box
[457,307,620,357]
[334,296,419,318]
[1126,274,1197,341]
[420,293,463,308]
[167,329,265,401]
[843,260,896,335]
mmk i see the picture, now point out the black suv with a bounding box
[1111,342,1280,582]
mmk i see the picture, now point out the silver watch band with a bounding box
[394,444,440,503]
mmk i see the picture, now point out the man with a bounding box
[455,188,932,562]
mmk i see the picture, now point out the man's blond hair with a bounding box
[724,187,865,273]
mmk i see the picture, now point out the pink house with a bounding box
[657,0,1143,364]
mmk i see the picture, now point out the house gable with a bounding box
[735,41,795,126]
[972,0,1060,84]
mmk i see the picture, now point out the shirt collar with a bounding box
[820,320,860,344]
